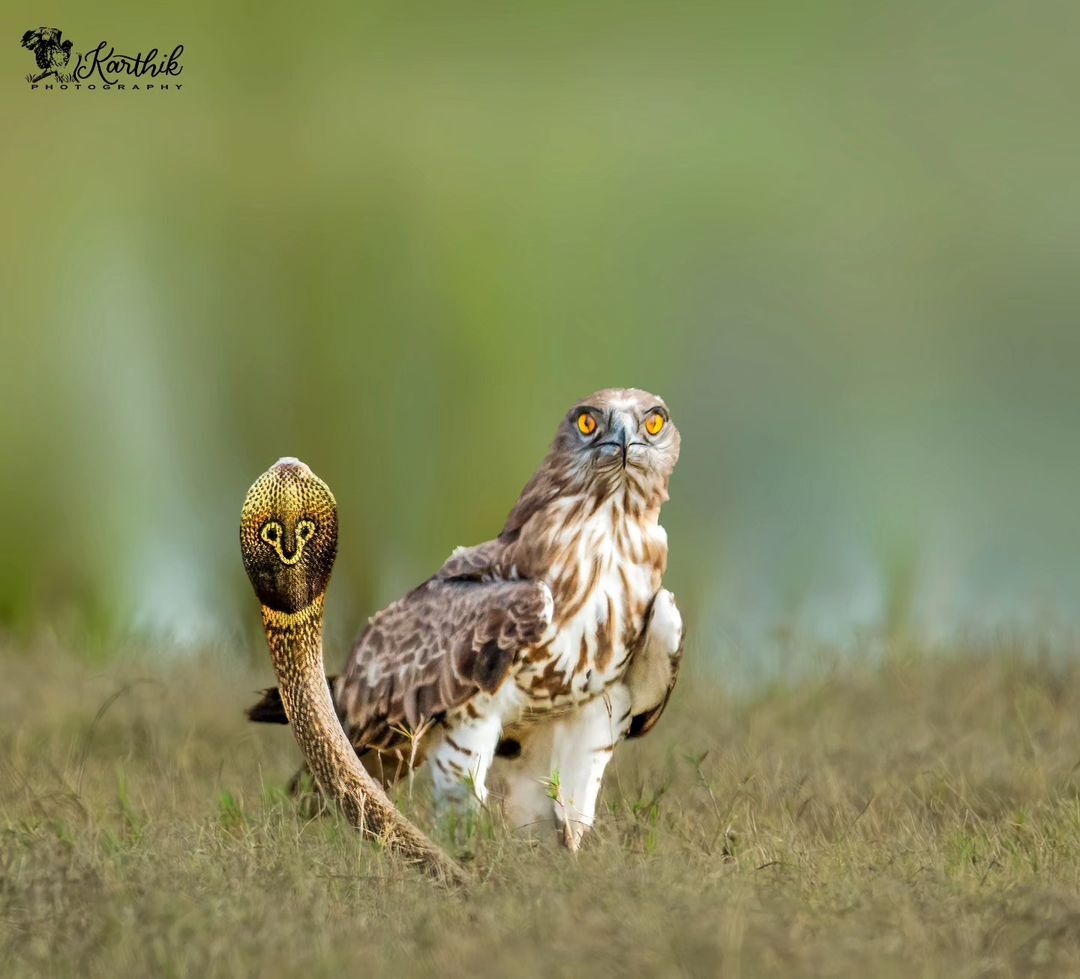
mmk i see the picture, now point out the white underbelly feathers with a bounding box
[511,514,665,716]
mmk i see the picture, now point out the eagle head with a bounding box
[549,387,680,503]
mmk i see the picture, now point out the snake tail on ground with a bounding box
[240,457,467,887]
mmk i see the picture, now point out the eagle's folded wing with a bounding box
[626,646,682,738]
[335,546,551,750]
[625,588,684,738]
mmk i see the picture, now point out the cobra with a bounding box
[239,457,466,886]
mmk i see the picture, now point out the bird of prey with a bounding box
[250,388,683,847]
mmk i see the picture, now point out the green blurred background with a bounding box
[3,2,1078,683]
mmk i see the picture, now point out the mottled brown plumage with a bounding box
[335,571,552,750]
[333,388,680,753]
[249,389,684,844]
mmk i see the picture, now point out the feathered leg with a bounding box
[496,725,557,834]
[429,711,503,815]
[550,685,632,850]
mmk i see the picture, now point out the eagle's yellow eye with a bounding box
[645,412,665,436]
[577,412,597,436]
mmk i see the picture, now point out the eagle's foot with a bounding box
[560,818,582,853]
[556,814,592,853]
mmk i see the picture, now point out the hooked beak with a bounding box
[595,417,631,467]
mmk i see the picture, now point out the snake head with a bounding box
[240,458,338,613]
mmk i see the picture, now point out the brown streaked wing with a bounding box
[335,542,549,750]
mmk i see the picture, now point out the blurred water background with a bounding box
[2,2,1078,685]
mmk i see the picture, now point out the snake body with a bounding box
[240,458,465,886]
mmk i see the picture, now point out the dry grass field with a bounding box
[3,637,1080,977]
